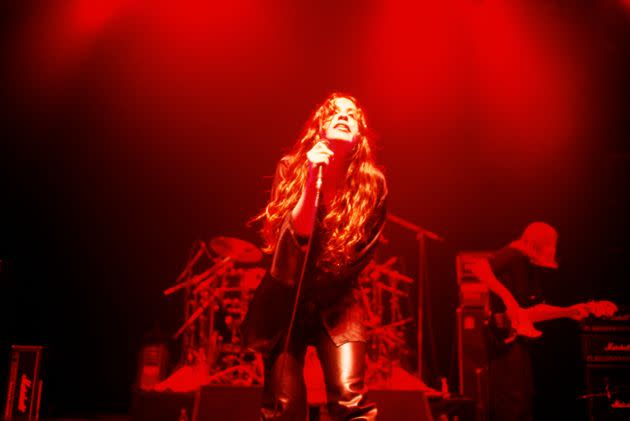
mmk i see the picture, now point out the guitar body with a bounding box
[486,312,531,354]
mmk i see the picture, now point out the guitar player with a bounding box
[470,221,617,421]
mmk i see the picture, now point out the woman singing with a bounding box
[242,93,387,420]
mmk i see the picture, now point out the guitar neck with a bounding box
[525,305,578,323]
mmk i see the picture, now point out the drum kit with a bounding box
[153,235,416,392]
[154,236,266,391]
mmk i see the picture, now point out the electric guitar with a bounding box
[489,300,618,346]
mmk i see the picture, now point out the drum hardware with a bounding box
[173,288,219,340]
[191,260,231,294]
[360,258,415,385]
[368,320,413,347]
[374,281,409,297]
[164,259,227,297]
[366,257,415,284]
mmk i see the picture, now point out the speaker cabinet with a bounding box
[131,390,196,421]
[3,345,44,421]
[196,385,262,421]
[429,396,476,421]
[369,388,434,421]
[581,316,630,421]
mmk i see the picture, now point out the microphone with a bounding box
[316,163,324,190]
[314,138,329,191]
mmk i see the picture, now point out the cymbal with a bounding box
[209,236,262,263]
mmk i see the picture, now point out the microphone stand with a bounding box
[386,213,444,382]
[272,165,324,419]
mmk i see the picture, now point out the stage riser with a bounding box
[131,386,262,421]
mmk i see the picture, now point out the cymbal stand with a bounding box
[174,278,219,339]
[386,213,445,381]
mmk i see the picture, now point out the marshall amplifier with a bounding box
[581,313,630,421]
[581,315,630,364]
[3,346,44,421]
[583,364,630,421]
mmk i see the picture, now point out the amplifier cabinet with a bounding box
[581,316,630,421]
[457,307,489,421]
[456,252,491,310]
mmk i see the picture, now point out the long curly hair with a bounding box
[254,92,386,273]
